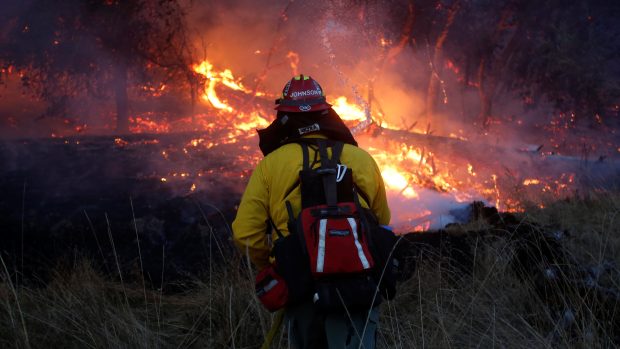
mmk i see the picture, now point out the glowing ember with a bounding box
[130,115,171,133]
[114,138,128,147]
[523,178,541,186]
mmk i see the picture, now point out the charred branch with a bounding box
[426,0,461,124]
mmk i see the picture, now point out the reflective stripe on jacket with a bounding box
[232,136,390,269]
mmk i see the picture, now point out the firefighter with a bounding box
[232,74,390,349]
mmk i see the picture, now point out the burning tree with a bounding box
[0,0,195,133]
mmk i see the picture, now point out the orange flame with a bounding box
[331,96,367,123]
[122,58,581,224]
[287,51,300,76]
[192,60,271,132]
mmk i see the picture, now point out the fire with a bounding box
[369,143,455,195]
[236,111,270,132]
[467,164,476,176]
[193,60,255,112]
[287,51,300,76]
[381,166,419,198]
[193,61,235,111]
[97,58,581,230]
[331,96,367,123]
[192,60,270,132]
[490,174,502,209]
[523,178,541,186]
[188,60,578,218]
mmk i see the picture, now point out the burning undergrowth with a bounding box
[0,47,618,288]
[94,55,620,232]
[2,0,618,230]
[0,128,617,290]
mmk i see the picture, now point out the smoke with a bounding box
[182,0,620,230]
[185,1,522,136]
[187,1,415,99]
[388,188,471,232]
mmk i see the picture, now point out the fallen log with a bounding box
[358,124,620,193]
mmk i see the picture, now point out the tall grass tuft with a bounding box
[1,195,618,348]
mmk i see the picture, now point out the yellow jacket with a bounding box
[232,136,390,269]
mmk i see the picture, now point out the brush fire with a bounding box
[1,1,619,347]
[88,58,608,232]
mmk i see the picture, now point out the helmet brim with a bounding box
[274,102,332,112]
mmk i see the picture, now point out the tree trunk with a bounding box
[385,1,415,63]
[477,58,493,130]
[478,20,522,131]
[188,71,197,127]
[426,0,461,126]
[114,64,129,134]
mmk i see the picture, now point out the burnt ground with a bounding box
[0,132,255,290]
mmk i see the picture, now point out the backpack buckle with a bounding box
[316,168,337,175]
[336,164,347,182]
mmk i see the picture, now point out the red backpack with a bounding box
[288,139,385,310]
[287,140,374,276]
[256,139,399,312]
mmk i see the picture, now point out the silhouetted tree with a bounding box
[348,0,619,129]
[447,0,620,128]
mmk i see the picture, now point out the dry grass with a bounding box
[0,255,276,349]
[1,195,619,348]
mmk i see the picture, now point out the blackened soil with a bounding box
[0,132,256,291]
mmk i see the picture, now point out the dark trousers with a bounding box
[285,301,379,349]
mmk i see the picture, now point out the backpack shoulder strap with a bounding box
[316,139,330,168]
[267,216,284,240]
[330,141,344,165]
[315,140,344,167]
[316,140,339,206]
[300,141,310,170]
[285,200,296,233]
